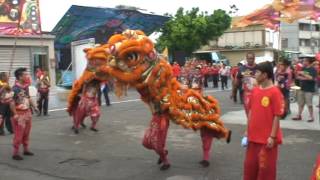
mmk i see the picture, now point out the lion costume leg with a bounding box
[142,113,170,170]
[89,101,101,131]
[200,127,215,167]
[72,104,86,134]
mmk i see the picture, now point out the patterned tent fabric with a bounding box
[52,5,169,48]
[233,0,320,30]
[0,0,41,35]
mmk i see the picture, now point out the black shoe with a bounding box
[157,158,162,165]
[44,114,49,116]
[226,130,232,144]
[106,103,111,106]
[90,127,98,132]
[160,164,170,171]
[23,151,34,156]
[199,160,210,167]
[74,129,79,134]
[81,123,86,128]
[12,155,23,160]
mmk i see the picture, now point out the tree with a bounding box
[157,8,231,57]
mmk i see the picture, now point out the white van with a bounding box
[193,50,230,65]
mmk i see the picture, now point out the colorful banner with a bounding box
[0,0,41,35]
[233,0,320,30]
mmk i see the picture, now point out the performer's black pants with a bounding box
[212,75,219,88]
[38,91,49,115]
[221,75,228,90]
[0,103,13,133]
[103,85,111,106]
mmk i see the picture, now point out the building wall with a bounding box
[280,22,299,51]
[281,20,320,54]
[0,36,56,86]
[220,49,273,66]
[217,27,279,49]
[218,30,264,47]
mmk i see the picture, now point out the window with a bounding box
[299,23,311,31]
[282,38,288,48]
[299,39,311,47]
[315,24,320,31]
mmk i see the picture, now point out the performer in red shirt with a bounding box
[172,62,181,78]
[12,68,39,160]
[210,64,220,88]
[201,63,209,88]
[243,62,284,180]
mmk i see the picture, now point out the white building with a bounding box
[281,19,320,55]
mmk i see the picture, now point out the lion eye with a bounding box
[127,52,138,61]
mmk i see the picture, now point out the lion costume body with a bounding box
[67,29,231,170]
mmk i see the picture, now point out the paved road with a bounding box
[0,88,319,180]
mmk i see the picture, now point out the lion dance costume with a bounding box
[67,30,231,170]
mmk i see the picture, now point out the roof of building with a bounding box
[52,5,170,48]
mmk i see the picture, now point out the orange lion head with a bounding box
[99,29,159,83]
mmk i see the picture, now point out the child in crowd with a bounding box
[243,62,284,180]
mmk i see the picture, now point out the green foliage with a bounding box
[157,8,231,55]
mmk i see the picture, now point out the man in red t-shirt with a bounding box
[210,64,219,88]
[243,62,284,180]
[201,63,209,88]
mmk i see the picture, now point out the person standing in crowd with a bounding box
[275,60,292,118]
[230,63,241,103]
[190,65,204,93]
[172,62,181,79]
[0,72,13,135]
[36,71,50,116]
[293,58,303,87]
[243,62,284,180]
[219,64,229,90]
[102,81,111,106]
[292,57,317,122]
[201,62,209,88]
[210,63,219,88]
[237,52,257,117]
[35,67,43,80]
[12,68,38,160]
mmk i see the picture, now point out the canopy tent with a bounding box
[52,5,170,48]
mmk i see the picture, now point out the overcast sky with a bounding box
[39,0,273,31]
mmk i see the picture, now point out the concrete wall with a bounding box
[280,22,299,51]
[0,35,56,86]
[281,20,320,54]
[220,49,274,66]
